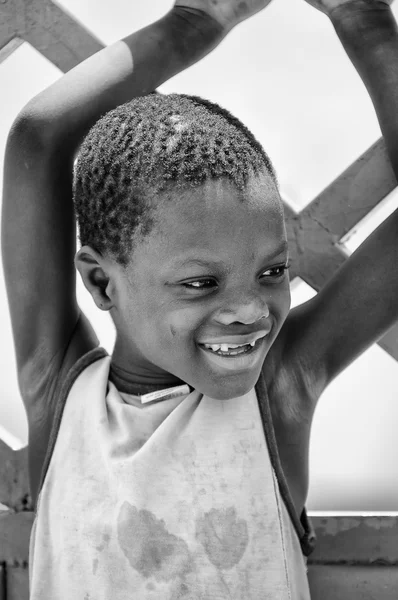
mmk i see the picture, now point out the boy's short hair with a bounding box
[73,93,278,266]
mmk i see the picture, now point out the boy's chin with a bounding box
[196,375,260,401]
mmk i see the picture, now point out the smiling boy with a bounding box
[2,0,398,598]
[75,109,288,400]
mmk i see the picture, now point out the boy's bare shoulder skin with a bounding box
[260,328,313,515]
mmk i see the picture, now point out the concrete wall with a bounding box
[308,516,398,599]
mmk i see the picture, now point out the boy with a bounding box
[2,0,398,597]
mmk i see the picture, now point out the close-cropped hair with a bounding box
[73,92,278,266]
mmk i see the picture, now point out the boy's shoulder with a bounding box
[264,317,315,424]
[263,330,314,516]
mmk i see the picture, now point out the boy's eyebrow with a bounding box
[174,258,225,269]
[174,243,289,269]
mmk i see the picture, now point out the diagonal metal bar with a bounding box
[0,0,103,72]
[284,202,346,288]
[303,138,397,239]
[0,36,23,63]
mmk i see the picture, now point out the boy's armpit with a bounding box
[24,312,99,509]
[284,209,398,402]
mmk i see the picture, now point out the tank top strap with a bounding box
[254,371,316,557]
[37,346,109,502]
[300,506,317,557]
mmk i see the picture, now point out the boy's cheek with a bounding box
[166,308,205,341]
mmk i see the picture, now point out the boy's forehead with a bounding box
[160,174,282,220]
[135,175,286,265]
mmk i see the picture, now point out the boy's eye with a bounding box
[261,264,290,279]
[183,279,217,290]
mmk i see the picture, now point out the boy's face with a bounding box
[112,173,290,400]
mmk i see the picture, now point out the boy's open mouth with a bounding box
[199,337,264,358]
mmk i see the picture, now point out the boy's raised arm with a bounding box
[1,2,268,416]
[286,0,398,403]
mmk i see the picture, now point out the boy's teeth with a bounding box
[204,340,258,352]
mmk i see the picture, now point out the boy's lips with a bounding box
[198,328,270,348]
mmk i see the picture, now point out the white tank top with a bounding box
[29,348,314,599]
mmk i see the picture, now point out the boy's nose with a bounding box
[213,297,270,326]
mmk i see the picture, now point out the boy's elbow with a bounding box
[9,94,60,143]
[8,100,55,152]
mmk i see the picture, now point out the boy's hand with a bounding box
[302,0,392,18]
[173,0,273,32]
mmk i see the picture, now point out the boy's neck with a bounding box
[109,358,187,396]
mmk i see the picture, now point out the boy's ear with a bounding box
[75,246,115,311]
